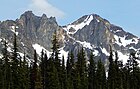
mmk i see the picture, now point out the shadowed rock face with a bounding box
[0,11,63,58]
[0,11,140,62]
[63,14,140,62]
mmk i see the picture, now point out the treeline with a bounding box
[0,32,140,89]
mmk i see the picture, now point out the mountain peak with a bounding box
[41,14,47,18]
[20,11,35,18]
[0,11,140,65]
[63,13,110,35]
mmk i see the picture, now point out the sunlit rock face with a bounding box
[0,11,140,64]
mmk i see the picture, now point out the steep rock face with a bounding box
[0,11,64,59]
[63,14,140,63]
[63,14,114,60]
[0,11,140,63]
[17,11,63,51]
[110,24,140,54]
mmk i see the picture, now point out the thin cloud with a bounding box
[29,0,65,18]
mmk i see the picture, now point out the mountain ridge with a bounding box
[0,11,140,64]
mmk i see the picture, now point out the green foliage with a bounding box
[0,31,140,89]
[47,57,61,89]
[96,59,106,89]
[88,53,96,89]
[1,40,11,89]
[75,47,88,89]
[18,52,30,89]
[10,31,21,89]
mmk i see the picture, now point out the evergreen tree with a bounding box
[40,50,45,89]
[1,40,11,89]
[40,51,49,89]
[108,51,124,89]
[69,51,74,67]
[107,50,115,89]
[51,31,63,88]
[66,54,74,89]
[96,59,106,89]
[43,53,48,89]
[47,57,61,89]
[114,52,123,89]
[11,28,20,89]
[30,50,43,89]
[88,53,96,89]
[30,50,38,89]
[35,66,43,89]
[66,55,71,76]
[76,48,88,89]
[61,56,67,89]
[0,55,3,88]
[126,52,140,89]
[51,31,60,67]
[70,51,75,89]
[19,51,30,89]
[75,72,81,89]
[122,66,130,89]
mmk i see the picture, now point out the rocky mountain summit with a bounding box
[0,11,140,63]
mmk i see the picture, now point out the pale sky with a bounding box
[0,0,140,37]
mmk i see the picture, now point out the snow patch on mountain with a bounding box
[112,29,122,33]
[7,46,12,52]
[117,51,129,64]
[76,40,93,49]
[129,47,137,51]
[114,35,139,47]
[59,47,69,63]
[21,42,25,46]
[93,50,99,56]
[32,44,51,57]
[132,38,139,44]
[63,15,93,34]
[96,18,100,23]
[32,44,69,61]
[101,47,110,56]
[10,26,19,35]
[17,52,24,59]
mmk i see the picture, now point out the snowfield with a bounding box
[32,43,52,57]
[63,15,93,34]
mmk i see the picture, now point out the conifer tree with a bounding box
[1,40,11,89]
[66,51,76,89]
[66,55,74,89]
[0,56,3,88]
[88,53,96,89]
[31,50,43,89]
[122,66,129,89]
[35,67,43,89]
[96,59,106,89]
[76,48,88,89]
[75,72,81,89]
[51,31,60,67]
[40,50,45,89]
[51,31,63,88]
[19,51,30,89]
[40,51,49,89]
[30,50,38,89]
[114,52,123,89]
[61,56,67,89]
[47,57,61,89]
[11,27,20,89]
[43,53,48,89]
[66,55,71,75]
[126,52,139,89]
[107,50,115,89]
